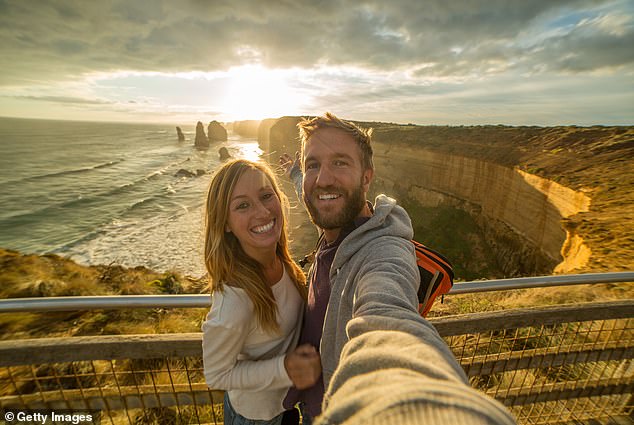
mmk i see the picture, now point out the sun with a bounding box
[221,65,305,120]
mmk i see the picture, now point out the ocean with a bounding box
[0,117,264,277]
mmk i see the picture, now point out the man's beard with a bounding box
[304,183,366,230]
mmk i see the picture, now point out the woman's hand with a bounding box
[284,344,322,389]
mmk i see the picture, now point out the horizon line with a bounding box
[0,114,632,129]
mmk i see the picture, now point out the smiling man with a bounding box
[282,113,420,422]
[301,125,373,239]
[280,113,515,425]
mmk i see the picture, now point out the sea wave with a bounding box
[1,172,173,227]
[0,159,124,188]
[0,154,209,227]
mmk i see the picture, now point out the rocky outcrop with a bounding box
[208,121,228,142]
[194,121,209,149]
[233,120,260,138]
[267,116,303,154]
[175,169,206,178]
[176,126,185,142]
[255,117,632,278]
[218,147,231,161]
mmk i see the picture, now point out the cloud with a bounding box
[0,0,632,86]
[528,13,634,73]
[0,0,631,125]
[8,95,111,105]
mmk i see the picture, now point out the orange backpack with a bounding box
[413,240,454,317]
[299,236,454,317]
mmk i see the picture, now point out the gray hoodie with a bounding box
[316,195,516,424]
[319,194,464,387]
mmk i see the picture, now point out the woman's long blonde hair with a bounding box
[204,159,307,334]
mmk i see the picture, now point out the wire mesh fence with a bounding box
[434,301,634,424]
[1,300,632,424]
[1,354,224,424]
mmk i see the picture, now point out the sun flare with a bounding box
[221,65,305,121]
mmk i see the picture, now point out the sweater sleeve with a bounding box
[201,290,292,392]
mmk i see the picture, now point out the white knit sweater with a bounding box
[201,267,303,420]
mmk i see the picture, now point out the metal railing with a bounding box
[1,272,633,424]
[1,271,632,313]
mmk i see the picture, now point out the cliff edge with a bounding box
[254,118,633,278]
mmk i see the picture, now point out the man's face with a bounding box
[302,127,373,230]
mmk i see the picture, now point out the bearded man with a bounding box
[281,113,514,425]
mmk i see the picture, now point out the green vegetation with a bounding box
[401,202,502,280]
[0,248,208,340]
[0,246,630,424]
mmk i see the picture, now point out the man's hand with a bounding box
[279,152,300,178]
[284,344,322,389]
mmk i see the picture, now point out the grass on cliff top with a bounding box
[369,124,634,273]
[0,248,209,340]
[1,247,631,340]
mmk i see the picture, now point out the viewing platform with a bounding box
[1,272,633,424]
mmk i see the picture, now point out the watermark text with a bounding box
[2,409,100,424]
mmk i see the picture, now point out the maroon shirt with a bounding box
[284,217,370,417]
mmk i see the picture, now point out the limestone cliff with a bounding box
[255,118,633,278]
[233,120,260,138]
[257,118,277,149]
[371,145,591,276]
[207,121,228,142]
[265,116,303,154]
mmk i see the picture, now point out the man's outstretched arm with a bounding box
[317,311,516,425]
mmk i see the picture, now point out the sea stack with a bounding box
[268,116,304,154]
[176,126,185,142]
[194,121,209,149]
[219,147,231,161]
[208,121,228,142]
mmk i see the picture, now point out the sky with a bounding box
[0,0,633,126]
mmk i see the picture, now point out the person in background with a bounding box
[280,113,515,424]
[201,159,321,425]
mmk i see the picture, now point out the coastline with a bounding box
[2,119,632,342]
[250,119,634,275]
[2,245,631,341]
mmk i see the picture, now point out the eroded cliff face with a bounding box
[252,117,631,278]
[371,143,591,277]
[261,116,302,154]
[233,120,261,138]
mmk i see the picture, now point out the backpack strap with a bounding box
[419,270,440,315]
[299,232,325,268]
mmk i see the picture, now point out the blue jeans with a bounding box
[223,393,284,425]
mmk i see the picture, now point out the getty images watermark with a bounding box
[2,409,100,424]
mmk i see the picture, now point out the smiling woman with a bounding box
[221,65,305,120]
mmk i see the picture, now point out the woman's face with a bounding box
[225,168,283,257]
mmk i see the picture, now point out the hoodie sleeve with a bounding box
[319,324,517,425]
[349,236,466,381]
[201,290,292,392]
[318,237,516,425]
[352,236,421,319]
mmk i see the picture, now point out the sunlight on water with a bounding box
[238,142,263,162]
[0,118,268,275]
